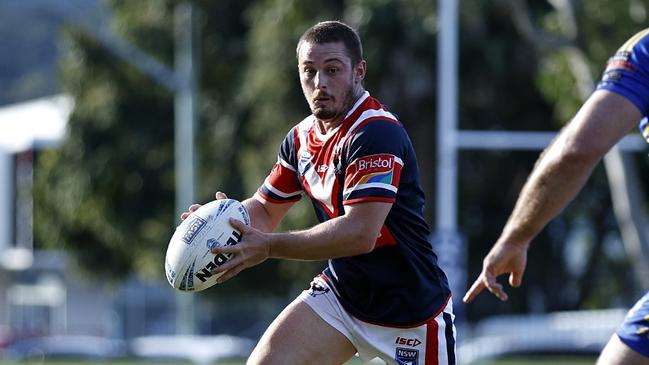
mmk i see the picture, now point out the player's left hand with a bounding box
[463,240,529,303]
[209,218,271,283]
[180,192,229,221]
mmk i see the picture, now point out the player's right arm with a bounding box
[180,192,295,233]
[463,89,642,303]
[182,128,302,231]
[244,127,303,233]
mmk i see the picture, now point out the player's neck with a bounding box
[316,118,343,135]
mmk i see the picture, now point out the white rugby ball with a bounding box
[165,199,250,291]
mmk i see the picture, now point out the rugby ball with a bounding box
[165,199,250,291]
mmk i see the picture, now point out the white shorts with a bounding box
[299,275,456,365]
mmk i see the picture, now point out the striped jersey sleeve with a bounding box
[255,128,303,204]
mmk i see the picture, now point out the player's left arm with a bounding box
[263,201,391,259]
[211,201,391,283]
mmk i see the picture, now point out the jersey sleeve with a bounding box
[254,128,303,204]
[342,120,405,205]
[597,28,649,119]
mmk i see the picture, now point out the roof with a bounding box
[0,94,73,153]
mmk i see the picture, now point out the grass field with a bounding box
[475,357,596,365]
[0,356,598,364]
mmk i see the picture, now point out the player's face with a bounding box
[297,41,365,126]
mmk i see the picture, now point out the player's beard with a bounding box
[312,87,356,122]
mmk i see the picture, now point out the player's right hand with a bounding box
[462,240,529,303]
[180,191,228,220]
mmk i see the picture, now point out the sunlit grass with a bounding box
[469,356,596,365]
[0,355,597,364]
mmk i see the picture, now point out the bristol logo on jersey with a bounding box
[356,154,394,171]
[395,347,419,365]
[344,154,402,199]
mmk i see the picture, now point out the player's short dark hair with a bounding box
[296,21,363,66]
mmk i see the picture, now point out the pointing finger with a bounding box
[463,277,486,304]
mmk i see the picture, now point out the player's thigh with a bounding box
[247,297,356,365]
[597,334,649,365]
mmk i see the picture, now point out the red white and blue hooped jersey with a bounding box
[597,28,649,357]
[255,91,451,327]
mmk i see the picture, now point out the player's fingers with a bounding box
[463,277,486,303]
[509,270,523,288]
[210,254,238,274]
[229,219,249,233]
[211,244,238,255]
[180,204,202,220]
[216,264,245,284]
[215,191,228,200]
[484,272,508,301]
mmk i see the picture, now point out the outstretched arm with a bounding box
[463,90,642,303]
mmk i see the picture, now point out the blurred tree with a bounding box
[34,1,178,281]
[34,0,264,289]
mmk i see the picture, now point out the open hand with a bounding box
[209,218,271,284]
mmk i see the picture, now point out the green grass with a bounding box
[472,357,596,365]
[0,356,597,364]
[0,362,195,365]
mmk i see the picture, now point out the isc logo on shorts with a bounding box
[396,337,422,347]
[395,347,418,365]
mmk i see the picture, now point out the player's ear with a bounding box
[355,60,367,83]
